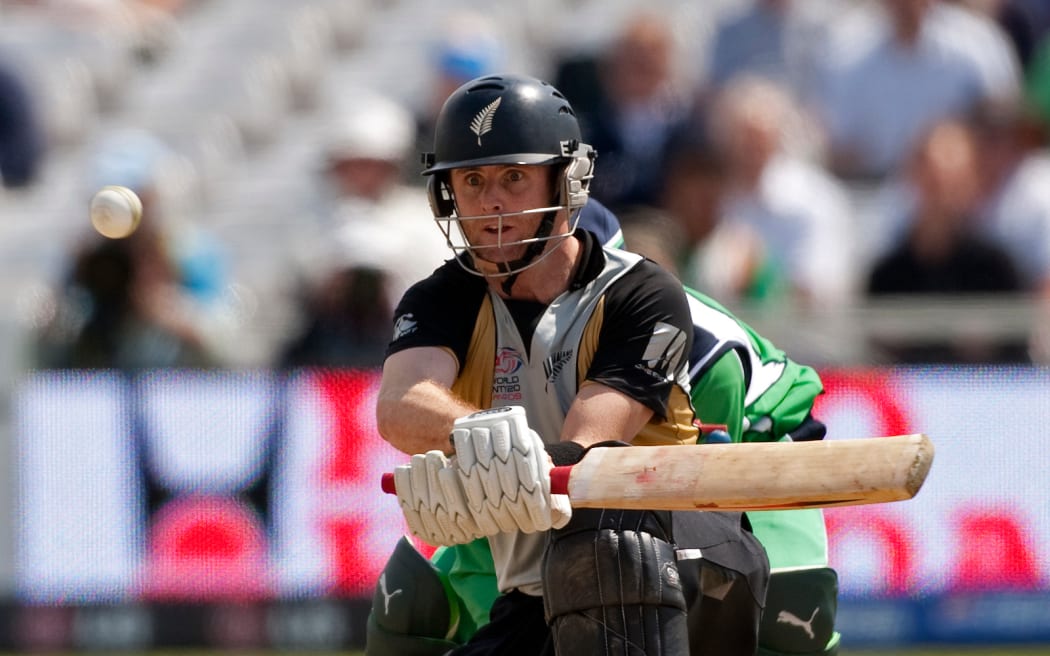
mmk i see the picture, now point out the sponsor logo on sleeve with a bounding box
[636,321,688,382]
[391,313,418,342]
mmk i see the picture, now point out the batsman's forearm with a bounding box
[376,379,477,455]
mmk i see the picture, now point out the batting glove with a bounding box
[451,406,572,534]
[392,450,484,547]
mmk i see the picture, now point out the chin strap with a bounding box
[499,208,558,295]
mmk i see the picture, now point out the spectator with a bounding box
[278,262,394,369]
[32,128,239,370]
[816,0,1022,181]
[1023,35,1050,128]
[702,74,856,306]
[409,10,504,185]
[971,101,1050,293]
[299,89,447,303]
[33,227,217,370]
[704,0,837,103]
[615,204,688,277]
[866,118,1026,362]
[555,10,692,211]
[657,137,776,302]
[971,100,1050,361]
[867,100,1050,292]
[281,91,446,367]
[0,52,45,188]
[965,0,1050,69]
[87,128,229,302]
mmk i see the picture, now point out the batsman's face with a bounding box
[449,164,557,264]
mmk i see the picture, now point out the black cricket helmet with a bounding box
[421,73,596,277]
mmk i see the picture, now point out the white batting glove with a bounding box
[451,406,572,534]
[392,450,484,547]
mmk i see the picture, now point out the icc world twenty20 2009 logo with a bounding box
[493,348,524,401]
[494,347,523,375]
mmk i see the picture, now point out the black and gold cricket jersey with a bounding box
[386,229,698,594]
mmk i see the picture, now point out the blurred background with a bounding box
[2,0,1050,652]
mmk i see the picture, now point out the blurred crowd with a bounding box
[4,0,1050,370]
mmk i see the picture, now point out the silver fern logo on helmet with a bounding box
[470,97,501,145]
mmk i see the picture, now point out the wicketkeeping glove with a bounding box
[451,406,572,534]
[392,450,484,547]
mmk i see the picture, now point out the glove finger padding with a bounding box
[435,465,483,545]
[393,455,431,544]
[455,426,509,505]
[416,453,448,543]
[453,427,519,534]
[393,450,482,547]
[426,451,478,546]
[416,453,448,545]
[506,425,555,532]
[450,406,573,534]
[490,421,525,499]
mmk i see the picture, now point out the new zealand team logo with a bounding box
[543,350,573,392]
[470,97,501,146]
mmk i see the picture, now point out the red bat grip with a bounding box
[381,473,396,494]
[549,465,572,495]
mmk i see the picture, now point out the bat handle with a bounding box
[550,465,572,495]
[382,467,574,496]
[381,473,396,495]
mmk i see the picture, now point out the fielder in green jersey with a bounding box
[684,288,839,656]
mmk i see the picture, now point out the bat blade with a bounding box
[548,434,934,511]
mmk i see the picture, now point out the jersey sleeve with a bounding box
[585,260,693,419]
[385,261,486,366]
[690,350,746,441]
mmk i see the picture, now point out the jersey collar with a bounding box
[569,228,605,291]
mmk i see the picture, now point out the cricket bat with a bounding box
[546,433,933,511]
[380,434,934,512]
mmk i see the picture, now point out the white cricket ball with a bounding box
[90,185,143,239]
